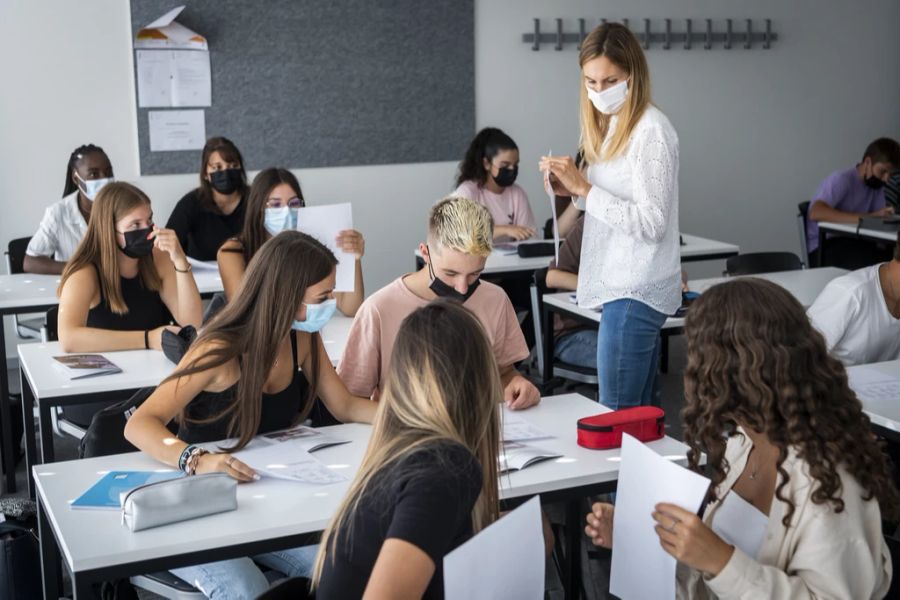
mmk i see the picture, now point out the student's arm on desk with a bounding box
[303,334,377,424]
[57,266,177,352]
[123,344,259,482]
[809,200,894,224]
[22,254,66,275]
[499,364,540,410]
[216,240,246,301]
[546,268,577,291]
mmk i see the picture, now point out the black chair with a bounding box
[724,252,804,277]
[4,237,43,338]
[529,268,598,388]
[797,201,811,266]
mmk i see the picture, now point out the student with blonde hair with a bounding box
[338,195,540,410]
[540,22,680,410]
[314,300,501,598]
[57,181,202,353]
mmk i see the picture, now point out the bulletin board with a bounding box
[130,0,475,175]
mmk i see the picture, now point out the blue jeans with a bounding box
[555,328,599,369]
[170,545,318,599]
[597,299,668,410]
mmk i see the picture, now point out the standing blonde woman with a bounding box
[540,23,680,410]
[313,300,501,599]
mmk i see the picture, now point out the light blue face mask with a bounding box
[292,298,337,333]
[77,174,114,202]
[264,206,299,236]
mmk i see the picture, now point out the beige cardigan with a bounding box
[677,431,891,599]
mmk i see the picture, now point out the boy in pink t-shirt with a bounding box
[338,196,539,410]
[453,127,537,243]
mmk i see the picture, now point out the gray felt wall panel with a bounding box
[130,0,474,175]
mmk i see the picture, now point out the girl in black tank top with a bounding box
[122,232,376,599]
[56,181,202,353]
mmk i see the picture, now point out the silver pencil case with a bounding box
[121,473,237,532]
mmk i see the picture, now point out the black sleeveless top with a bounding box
[86,266,173,331]
[178,330,311,444]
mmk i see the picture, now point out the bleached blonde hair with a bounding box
[578,23,651,163]
[428,195,493,257]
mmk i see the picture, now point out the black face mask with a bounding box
[492,165,518,188]
[864,176,885,190]
[120,227,154,258]
[209,168,243,194]
[427,252,480,303]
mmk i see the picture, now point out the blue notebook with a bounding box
[71,471,182,510]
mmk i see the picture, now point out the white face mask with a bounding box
[76,173,114,202]
[586,80,628,115]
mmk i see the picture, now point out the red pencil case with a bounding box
[577,406,665,449]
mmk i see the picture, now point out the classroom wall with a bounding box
[3,0,900,360]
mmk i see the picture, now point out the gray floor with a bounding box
[3,335,691,599]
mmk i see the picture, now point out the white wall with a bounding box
[3,0,900,358]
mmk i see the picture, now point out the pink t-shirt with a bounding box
[337,276,530,398]
[454,180,537,241]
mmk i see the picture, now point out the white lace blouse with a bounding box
[576,104,682,315]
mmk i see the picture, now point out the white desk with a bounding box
[0,270,226,493]
[18,316,353,496]
[846,360,900,441]
[34,393,688,599]
[817,219,900,266]
[679,233,739,262]
[539,267,847,381]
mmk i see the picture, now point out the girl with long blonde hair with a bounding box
[539,22,681,410]
[313,300,502,598]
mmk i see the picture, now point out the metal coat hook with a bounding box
[522,17,779,51]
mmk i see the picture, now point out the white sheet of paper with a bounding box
[710,491,768,560]
[296,203,355,292]
[502,407,553,442]
[148,109,205,152]
[610,435,711,600]
[232,444,346,484]
[185,257,219,271]
[137,50,211,108]
[848,367,900,401]
[542,158,560,265]
[444,496,544,600]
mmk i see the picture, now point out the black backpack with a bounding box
[78,388,177,459]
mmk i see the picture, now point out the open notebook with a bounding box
[53,354,122,379]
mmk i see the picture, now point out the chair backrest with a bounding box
[5,237,31,275]
[725,252,804,277]
[529,268,550,376]
[797,201,811,265]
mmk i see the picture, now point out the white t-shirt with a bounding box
[26,192,88,262]
[807,264,900,366]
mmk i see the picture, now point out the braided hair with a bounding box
[62,144,107,197]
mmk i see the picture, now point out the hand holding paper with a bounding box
[296,203,356,292]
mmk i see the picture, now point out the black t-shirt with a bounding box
[166,188,246,261]
[317,441,483,600]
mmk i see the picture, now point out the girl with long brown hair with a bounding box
[539,22,681,410]
[124,230,376,599]
[586,278,897,598]
[57,181,202,353]
[313,300,502,598]
[166,136,249,261]
[217,167,366,316]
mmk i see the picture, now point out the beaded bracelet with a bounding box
[178,444,196,472]
[184,447,209,476]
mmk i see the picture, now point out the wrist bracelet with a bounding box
[178,444,196,472]
[174,263,192,273]
[184,447,209,476]
[144,329,150,349]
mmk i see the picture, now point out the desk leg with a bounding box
[38,495,63,600]
[817,227,827,268]
[542,304,555,384]
[72,575,93,600]
[0,319,16,493]
[565,499,583,600]
[21,370,37,498]
[39,400,54,465]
